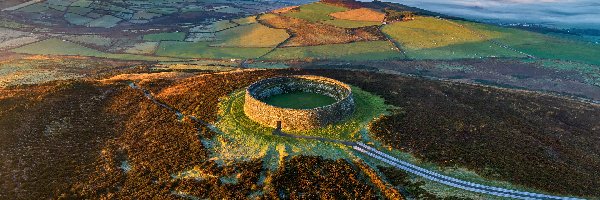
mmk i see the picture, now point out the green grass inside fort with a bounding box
[208,86,389,163]
[264,91,337,109]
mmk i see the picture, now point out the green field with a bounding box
[406,41,524,59]
[11,38,183,61]
[322,19,381,28]
[64,35,113,46]
[262,41,405,61]
[382,17,524,59]
[284,2,347,22]
[125,42,159,54]
[67,6,93,15]
[460,21,600,65]
[382,17,488,49]
[86,15,122,28]
[155,41,273,59]
[232,16,257,25]
[143,32,186,41]
[190,20,237,32]
[18,3,49,12]
[64,13,93,26]
[264,92,337,109]
[247,62,290,69]
[12,38,107,56]
[0,19,30,29]
[212,23,289,48]
[71,0,93,7]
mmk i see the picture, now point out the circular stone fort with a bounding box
[244,75,355,131]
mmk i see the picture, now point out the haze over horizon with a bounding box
[366,0,600,29]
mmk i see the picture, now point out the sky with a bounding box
[370,0,600,29]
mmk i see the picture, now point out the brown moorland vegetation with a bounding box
[100,72,196,86]
[61,71,383,199]
[384,9,415,22]
[0,81,128,199]
[378,166,452,199]
[154,70,284,122]
[305,69,600,197]
[320,0,366,9]
[272,6,299,14]
[320,0,447,18]
[330,8,386,22]
[370,1,456,19]
[0,55,143,88]
[270,156,379,199]
[69,85,209,199]
[150,68,600,197]
[356,161,404,199]
[2,68,599,199]
[259,15,384,47]
[172,159,265,199]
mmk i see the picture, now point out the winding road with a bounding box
[129,82,584,200]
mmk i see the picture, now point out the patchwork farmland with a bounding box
[0,0,599,199]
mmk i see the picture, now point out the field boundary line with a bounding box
[379,25,409,59]
[2,0,44,11]
[441,18,535,59]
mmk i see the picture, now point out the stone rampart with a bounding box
[244,75,355,131]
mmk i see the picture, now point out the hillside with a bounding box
[0,0,599,199]
[1,69,598,199]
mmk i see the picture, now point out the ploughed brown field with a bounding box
[1,68,598,199]
[259,14,385,47]
[330,8,386,22]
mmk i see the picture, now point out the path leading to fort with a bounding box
[129,82,584,200]
[353,142,582,200]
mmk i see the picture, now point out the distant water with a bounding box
[365,0,600,30]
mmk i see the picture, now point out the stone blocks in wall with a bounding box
[244,75,355,131]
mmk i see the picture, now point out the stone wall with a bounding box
[244,75,355,131]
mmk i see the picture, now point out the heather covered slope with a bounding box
[0,82,132,199]
[0,0,599,199]
[311,70,600,197]
[1,68,598,199]
[0,71,384,199]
